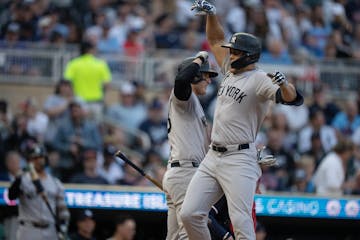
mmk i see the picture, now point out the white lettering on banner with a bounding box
[267,199,320,216]
[65,192,142,209]
[143,194,167,210]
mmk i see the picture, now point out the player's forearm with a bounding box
[8,176,22,200]
[206,15,225,46]
[174,63,200,100]
[279,83,296,102]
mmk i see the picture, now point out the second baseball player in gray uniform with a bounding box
[162,51,218,240]
[181,1,304,240]
[8,144,69,240]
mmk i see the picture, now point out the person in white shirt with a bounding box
[313,139,354,196]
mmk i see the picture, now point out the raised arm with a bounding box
[192,1,228,67]
[206,15,228,68]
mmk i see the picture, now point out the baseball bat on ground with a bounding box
[114,150,164,191]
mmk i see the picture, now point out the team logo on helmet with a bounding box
[231,35,237,43]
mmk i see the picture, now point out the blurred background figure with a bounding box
[98,145,124,184]
[52,100,102,181]
[69,148,109,185]
[255,222,267,240]
[70,209,97,240]
[64,41,112,122]
[313,139,354,196]
[107,215,136,240]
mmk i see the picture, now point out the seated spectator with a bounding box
[98,145,124,184]
[304,131,326,168]
[313,139,354,196]
[0,151,22,181]
[106,82,147,133]
[117,154,148,186]
[260,38,293,65]
[107,215,136,240]
[97,19,120,54]
[154,13,181,49]
[262,127,296,191]
[20,97,49,143]
[53,101,102,180]
[332,99,360,138]
[123,28,144,57]
[70,149,108,185]
[298,109,337,154]
[0,99,11,166]
[290,154,316,193]
[4,113,37,155]
[70,209,97,240]
[43,79,82,147]
[138,98,168,154]
[308,84,340,125]
[351,170,360,195]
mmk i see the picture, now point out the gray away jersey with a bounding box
[211,57,279,145]
[18,173,65,224]
[168,90,210,164]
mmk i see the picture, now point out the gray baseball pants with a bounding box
[163,163,198,240]
[180,146,261,240]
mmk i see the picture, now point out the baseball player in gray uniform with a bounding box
[8,143,70,240]
[162,51,218,240]
[180,1,304,239]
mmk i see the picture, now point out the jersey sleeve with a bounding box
[255,72,279,101]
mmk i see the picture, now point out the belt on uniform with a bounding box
[211,143,249,153]
[19,220,50,229]
[170,161,199,168]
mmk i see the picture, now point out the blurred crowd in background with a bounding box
[1,0,360,198]
[1,0,360,62]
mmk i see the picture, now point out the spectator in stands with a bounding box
[123,28,145,57]
[53,100,102,181]
[303,4,332,58]
[107,215,136,240]
[4,113,37,155]
[313,139,354,196]
[290,154,316,193]
[154,13,181,49]
[70,209,97,240]
[0,99,11,165]
[332,99,360,137]
[70,148,108,185]
[0,151,22,181]
[138,98,168,154]
[308,84,340,125]
[106,81,147,132]
[98,145,124,185]
[117,154,148,186]
[0,22,21,47]
[97,19,120,54]
[64,41,112,122]
[43,79,82,147]
[298,109,337,154]
[304,131,326,168]
[262,127,296,191]
[260,38,293,65]
[351,170,360,195]
[20,97,49,143]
